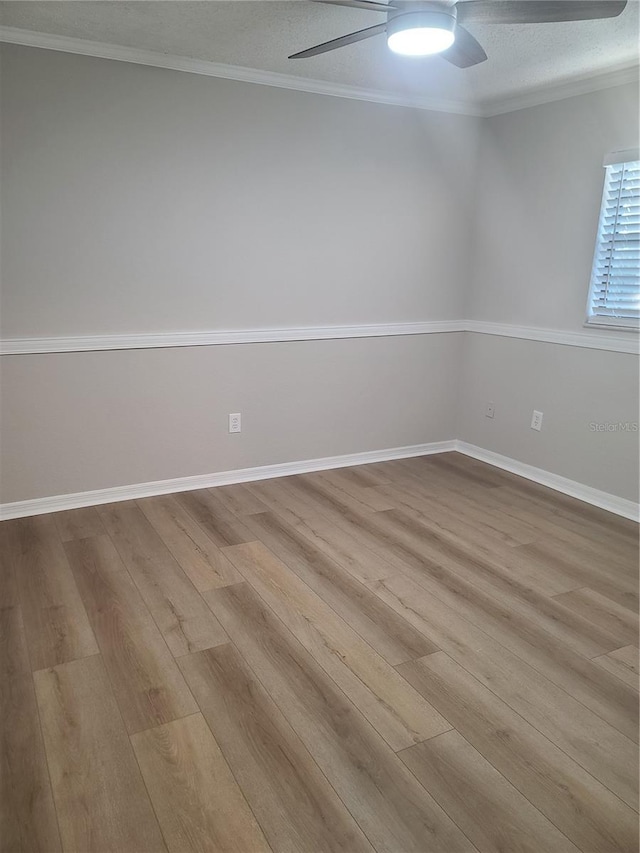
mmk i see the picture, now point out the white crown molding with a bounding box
[0,440,456,520]
[464,320,640,354]
[481,63,639,117]
[0,321,462,355]
[2,437,636,520]
[2,319,637,355]
[1,26,637,119]
[455,441,639,521]
[0,26,480,116]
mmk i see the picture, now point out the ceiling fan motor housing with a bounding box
[386,4,457,55]
[386,2,458,44]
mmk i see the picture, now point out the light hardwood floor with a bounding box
[1,452,638,853]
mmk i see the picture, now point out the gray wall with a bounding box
[1,335,461,502]
[0,45,471,502]
[0,45,478,337]
[466,84,639,331]
[459,84,639,504]
[459,334,639,502]
[0,45,638,506]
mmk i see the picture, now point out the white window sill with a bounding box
[584,318,640,333]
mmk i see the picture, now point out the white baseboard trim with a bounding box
[1,437,637,522]
[455,441,640,522]
[0,440,456,521]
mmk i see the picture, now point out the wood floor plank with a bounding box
[593,646,639,688]
[398,652,639,853]
[553,587,639,649]
[508,542,639,612]
[365,537,638,742]
[454,476,638,556]
[386,458,497,498]
[542,531,638,584]
[296,471,391,516]
[434,454,534,488]
[220,541,449,751]
[98,501,228,656]
[372,507,624,658]
[34,654,166,853]
[180,643,374,853]
[378,481,538,549]
[294,489,618,661]
[417,472,639,596]
[53,507,106,542]
[469,483,640,572]
[437,479,638,574]
[138,494,243,591]
[289,473,576,610]
[495,481,639,545]
[284,473,388,525]
[208,483,269,516]
[0,522,19,606]
[278,475,450,582]
[322,463,392,488]
[65,535,198,733]
[305,470,396,512]
[421,453,523,490]
[246,478,324,527]
[5,516,98,671]
[399,729,580,853]
[371,574,638,808]
[515,533,638,585]
[205,582,473,853]
[529,520,638,579]
[416,452,526,490]
[395,452,640,561]
[176,489,257,548]
[3,455,637,851]
[285,473,583,610]
[245,511,436,665]
[388,451,638,567]
[131,713,271,853]
[291,513,396,583]
[0,604,62,853]
[283,473,375,527]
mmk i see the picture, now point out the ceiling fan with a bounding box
[289,0,627,67]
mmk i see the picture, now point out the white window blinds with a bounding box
[586,156,640,329]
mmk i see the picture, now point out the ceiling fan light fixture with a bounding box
[387,10,456,56]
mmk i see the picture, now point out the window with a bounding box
[586,151,639,329]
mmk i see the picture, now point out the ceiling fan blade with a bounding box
[289,22,387,58]
[456,0,627,24]
[442,24,488,66]
[312,0,397,12]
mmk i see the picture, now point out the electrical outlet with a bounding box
[228,413,242,434]
[531,410,543,431]
[485,402,495,419]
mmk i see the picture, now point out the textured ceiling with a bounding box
[0,0,638,107]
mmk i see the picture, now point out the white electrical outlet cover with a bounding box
[531,410,543,431]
